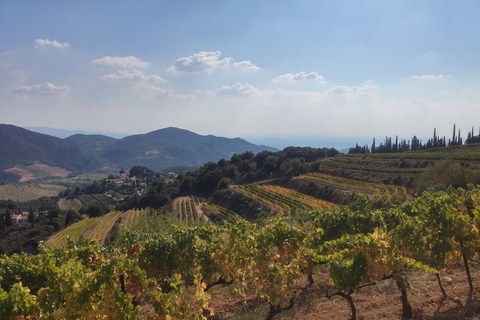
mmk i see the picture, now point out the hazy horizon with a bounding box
[2,1,479,141]
[24,124,448,152]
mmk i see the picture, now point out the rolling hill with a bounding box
[0,124,109,181]
[99,127,278,171]
[0,124,278,182]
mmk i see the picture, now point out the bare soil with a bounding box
[206,263,480,320]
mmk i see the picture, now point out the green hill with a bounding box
[0,124,109,178]
[100,127,278,171]
[1,125,278,182]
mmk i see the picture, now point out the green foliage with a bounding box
[4,186,480,319]
[329,252,368,292]
[0,124,108,174]
[414,159,480,193]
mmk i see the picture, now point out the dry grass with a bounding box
[0,183,66,201]
[4,162,69,182]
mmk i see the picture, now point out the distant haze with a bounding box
[3,2,479,141]
[26,127,128,139]
[26,126,441,153]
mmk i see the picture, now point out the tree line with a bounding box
[349,124,480,154]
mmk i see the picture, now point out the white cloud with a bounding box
[217,83,379,101]
[34,39,71,48]
[132,84,195,101]
[13,82,71,95]
[102,69,166,83]
[409,74,448,80]
[167,51,231,74]
[92,56,150,69]
[325,85,379,96]
[233,60,260,71]
[272,71,325,84]
[167,93,196,101]
[218,82,258,95]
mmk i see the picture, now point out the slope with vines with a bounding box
[236,184,337,214]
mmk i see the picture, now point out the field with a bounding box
[0,172,109,203]
[4,162,69,182]
[0,183,66,201]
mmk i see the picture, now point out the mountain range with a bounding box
[0,124,278,182]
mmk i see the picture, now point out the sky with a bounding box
[1,1,480,149]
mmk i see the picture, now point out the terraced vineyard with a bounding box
[318,158,423,174]
[46,217,99,249]
[81,211,123,245]
[120,208,148,230]
[58,194,117,211]
[237,184,337,214]
[46,211,123,248]
[299,172,408,204]
[173,196,206,224]
[201,203,240,223]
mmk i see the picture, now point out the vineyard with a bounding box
[4,186,480,319]
[80,211,123,245]
[236,184,337,214]
[201,203,241,223]
[46,211,123,248]
[6,142,480,319]
[173,196,208,225]
[120,208,148,230]
[46,217,99,248]
[299,172,408,205]
[58,193,117,211]
[317,158,423,174]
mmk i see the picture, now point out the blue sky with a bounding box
[1,1,480,148]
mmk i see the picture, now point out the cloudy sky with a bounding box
[1,1,480,148]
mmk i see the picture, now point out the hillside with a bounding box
[100,127,278,171]
[65,133,118,153]
[5,141,480,319]
[0,124,109,181]
[0,125,278,182]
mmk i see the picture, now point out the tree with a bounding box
[65,210,81,226]
[5,208,12,228]
[28,207,35,223]
[262,155,279,175]
[414,160,480,193]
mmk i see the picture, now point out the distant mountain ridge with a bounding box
[98,127,278,171]
[0,124,278,181]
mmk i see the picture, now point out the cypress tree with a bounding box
[452,124,456,146]
[5,208,12,227]
[28,206,35,223]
